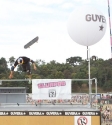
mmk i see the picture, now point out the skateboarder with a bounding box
[9,56,37,79]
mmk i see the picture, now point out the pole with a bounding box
[95,78,97,109]
[107,0,112,57]
[87,46,91,105]
[0,79,29,81]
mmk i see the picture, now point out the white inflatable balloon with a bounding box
[67,6,107,46]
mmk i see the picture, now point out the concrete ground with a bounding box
[0,103,99,111]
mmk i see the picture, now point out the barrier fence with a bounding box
[0,78,98,106]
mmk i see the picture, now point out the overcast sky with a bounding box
[0,0,112,63]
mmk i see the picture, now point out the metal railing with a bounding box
[0,78,98,109]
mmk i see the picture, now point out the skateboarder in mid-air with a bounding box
[9,56,37,79]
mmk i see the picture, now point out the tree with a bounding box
[1,56,112,92]
[8,56,15,66]
[66,56,83,66]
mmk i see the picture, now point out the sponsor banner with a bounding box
[0,111,100,116]
[32,79,71,99]
[75,116,91,125]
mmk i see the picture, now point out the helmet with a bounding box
[18,58,23,64]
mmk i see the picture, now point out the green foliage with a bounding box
[1,56,112,93]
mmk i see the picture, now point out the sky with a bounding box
[0,0,112,63]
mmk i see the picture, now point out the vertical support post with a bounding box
[87,46,92,105]
[0,80,2,85]
[95,78,97,109]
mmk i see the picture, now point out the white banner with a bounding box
[32,79,71,99]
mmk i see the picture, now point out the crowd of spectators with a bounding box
[26,94,90,105]
[26,93,112,105]
[101,94,112,99]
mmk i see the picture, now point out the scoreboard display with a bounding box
[0,111,101,125]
